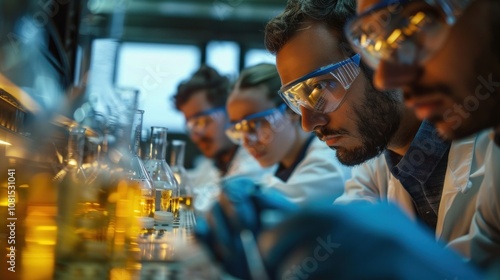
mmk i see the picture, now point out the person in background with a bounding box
[226,63,351,204]
[346,0,500,272]
[172,65,273,210]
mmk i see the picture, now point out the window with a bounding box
[206,41,239,78]
[245,48,275,67]
[116,42,201,132]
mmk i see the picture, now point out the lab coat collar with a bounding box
[385,121,451,185]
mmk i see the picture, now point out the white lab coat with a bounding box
[260,137,352,205]
[335,130,490,245]
[187,147,276,211]
[448,132,500,270]
[188,146,275,188]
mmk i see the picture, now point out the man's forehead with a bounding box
[181,90,213,117]
[276,22,345,81]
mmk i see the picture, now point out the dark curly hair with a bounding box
[265,0,355,54]
[264,0,373,77]
[172,65,230,110]
[234,63,284,107]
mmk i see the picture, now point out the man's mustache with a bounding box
[403,84,453,101]
[196,137,213,145]
[314,128,349,139]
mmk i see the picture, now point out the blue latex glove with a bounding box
[258,202,483,280]
[195,176,297,279]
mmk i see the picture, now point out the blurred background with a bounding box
[0,0,285,168]
[0,1,284,279]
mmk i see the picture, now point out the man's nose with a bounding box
[189,130,204,142]
[300,107,328,133]
[242,132,259,147]
[373,60,421,91]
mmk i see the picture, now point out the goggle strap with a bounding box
[265,111,287,133]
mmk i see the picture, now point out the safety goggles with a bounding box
[225,104,288,145]
[345,0,474,69]
[185,107,226,135]
[278,54,361,115]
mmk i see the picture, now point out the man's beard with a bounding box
[196,137,214,157]
[335,87,401,166]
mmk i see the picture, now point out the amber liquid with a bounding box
[74,202,109,258]
[140,197,154,217]
[178,196,193,211]
[156,189,174,212]
[55,177,142,279]
[170,197,180,218]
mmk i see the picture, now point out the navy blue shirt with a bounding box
[384,121,451,232]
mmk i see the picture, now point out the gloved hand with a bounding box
[258,202,482,280]
[194,176,297,279]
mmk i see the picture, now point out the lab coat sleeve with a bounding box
[261,138,351,205]
[335,155,389,205]
[187,157,219,188]
[468,141,500,269]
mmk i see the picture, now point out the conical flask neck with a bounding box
[150,127,168,160]
[66,127,86,167]
[130,110,144,156]
[170,140,186,167]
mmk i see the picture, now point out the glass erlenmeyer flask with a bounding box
[53,127,87,184]
[144,127,179,217]
[84,111,143,275]
[55,127,87,261]
[54,126,110,279]
[101,89,145,271]
[170,140,194,212]
[127,110,155,218]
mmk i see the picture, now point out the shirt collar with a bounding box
[384,121,451,184]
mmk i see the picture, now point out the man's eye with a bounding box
[312,81,328,90]
[196,117,208,127]
[312,79,337,90]
[239,120,257,132]
[309,81,332,97]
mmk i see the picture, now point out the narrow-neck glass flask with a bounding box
[170,140,194,212]
[55,127,87,252]
[144,127,179,216]
[53,126,87,183]
[127,110,155,218]
[55,126,112,278]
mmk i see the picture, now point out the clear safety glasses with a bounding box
[225,104,288,145]
[278,54,361,115]
[185,107,226,135]
[345,0,474,69]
